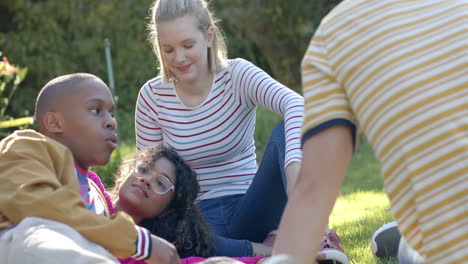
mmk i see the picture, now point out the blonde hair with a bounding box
[148,0,227,82]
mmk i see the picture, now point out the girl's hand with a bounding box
[145,234,181,264]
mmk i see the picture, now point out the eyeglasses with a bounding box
[133,163,175,195]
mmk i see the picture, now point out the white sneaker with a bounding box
[261,254,298,264]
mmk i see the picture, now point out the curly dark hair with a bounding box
[112,145,212,257]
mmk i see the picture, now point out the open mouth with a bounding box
[106,134,118,150]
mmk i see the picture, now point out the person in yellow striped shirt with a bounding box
[268,0,467,264]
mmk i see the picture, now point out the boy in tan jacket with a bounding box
[0,73,180,264]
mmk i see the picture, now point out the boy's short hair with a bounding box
[34,73,103,131]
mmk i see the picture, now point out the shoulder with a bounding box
[140,76,165,92]
[4,129,47,141]
[139,76,175,99]
[224,58,260,77]
[316,0,369,33]
[0,129,66,152]
[0,129,74,169]
[227,58,254,68]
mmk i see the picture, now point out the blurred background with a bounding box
[0,0,342,142]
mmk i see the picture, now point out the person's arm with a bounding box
[135,80,163,150]
[284,161,300,196]
[119,237,180,264]
[232,59,304,189]
[146,234,181,264]
[273,125,353,263]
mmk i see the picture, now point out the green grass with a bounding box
[331,136,397,264]
[95,106,397,263]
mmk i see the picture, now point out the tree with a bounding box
[213,0,342,89]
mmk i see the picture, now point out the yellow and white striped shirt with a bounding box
[301,0,468,263]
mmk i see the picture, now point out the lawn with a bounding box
[331,139,398,264]
[95,107,398,264]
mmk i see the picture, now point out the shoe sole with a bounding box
[319,249,349,264]
[371,221,401,259]
[262,254,298,264]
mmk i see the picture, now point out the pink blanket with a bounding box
[121,256,264,264]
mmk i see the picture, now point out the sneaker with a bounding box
[261,254,298,264]
[370,221,401,259]
[319,230,349,264]
[263,229,278,247]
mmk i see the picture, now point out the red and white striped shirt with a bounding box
[136,58,303,200]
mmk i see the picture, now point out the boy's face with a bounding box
[58,78,117,169]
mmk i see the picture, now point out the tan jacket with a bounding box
[0,130,138,258]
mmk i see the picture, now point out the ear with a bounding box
[206,26,214,48]
[42,112,65,134]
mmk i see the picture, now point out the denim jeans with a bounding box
[199,121,289,257]
[398,237,426,264]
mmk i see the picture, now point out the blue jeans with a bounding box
[199,121,288,256]
[398,237,425,264]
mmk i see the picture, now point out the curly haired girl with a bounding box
[112,145,211,258]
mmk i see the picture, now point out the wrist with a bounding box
[131,226,152,260]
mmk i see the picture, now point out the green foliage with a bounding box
[254,106,283,159]
[213,0,343,89]
[0,0,157,118]
[1,0,342,119]
[0,54,27,117]
[0,53,31,136]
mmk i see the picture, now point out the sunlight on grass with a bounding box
[328,137,399,264]
[331,191,391,225]
[330,192,397,264]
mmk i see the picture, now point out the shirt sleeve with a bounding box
[0,130,146,259]
[135,81,163,150]
[230,59,303,167]
[130,226,152,261]
[301,31,357,145]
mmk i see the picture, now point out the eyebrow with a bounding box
[161,38,195,47]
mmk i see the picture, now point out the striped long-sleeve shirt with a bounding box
[136,58,303,200]
[301,1,468,263]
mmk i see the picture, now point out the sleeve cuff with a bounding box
[302,118,357,148]
[131,226,152,260]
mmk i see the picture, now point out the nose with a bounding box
[105,112,117,130]
[138,177,152,189]
[174,48,185,63]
